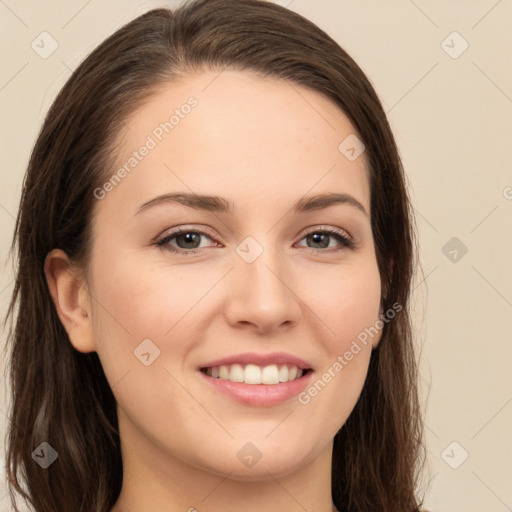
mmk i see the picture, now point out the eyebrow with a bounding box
[135,191,368,216]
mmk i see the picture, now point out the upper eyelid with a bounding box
[157,225,217,243]
[157,224,354,246]
[301,225,352,239]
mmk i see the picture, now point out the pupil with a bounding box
[175,232,331,250]
[178,232,200,249]
[309,233,328,249]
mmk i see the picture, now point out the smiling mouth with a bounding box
[200,363,313,385]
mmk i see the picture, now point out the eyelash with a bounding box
[155,226,355,256]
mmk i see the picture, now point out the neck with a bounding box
[111,413,337,512]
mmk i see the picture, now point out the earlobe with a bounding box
[44,249,96,353]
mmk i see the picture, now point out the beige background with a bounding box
[1,1,511,510]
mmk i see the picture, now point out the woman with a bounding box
[5,0,426,510]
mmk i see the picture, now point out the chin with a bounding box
[197,444,314,481]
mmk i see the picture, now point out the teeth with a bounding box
[261,365,279,384]
[244,364,262,384]
[205,363,306,385]
[219,365,229,380]
[228,363,245,383]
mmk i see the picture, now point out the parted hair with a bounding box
[5,0,425,510]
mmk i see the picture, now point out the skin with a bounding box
[45,70,382,512]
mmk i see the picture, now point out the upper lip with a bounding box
[200,352,313,370]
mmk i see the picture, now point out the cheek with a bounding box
[86,248,179,383]
[89,250,202,339]
[294,265,380,432]
[87,246,225,397]
[303,261,381,350]
[87,255,200,428]
[303,262,379,383]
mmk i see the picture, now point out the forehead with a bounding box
[96,69,370,220]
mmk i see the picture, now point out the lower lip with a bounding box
[199,370,313,407]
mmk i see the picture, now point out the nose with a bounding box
[223,245,302,335]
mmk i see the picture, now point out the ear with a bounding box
[44,248,96,353]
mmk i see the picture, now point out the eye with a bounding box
[155,225,355,256]
[296,227,354,252]
[155,228,218,256]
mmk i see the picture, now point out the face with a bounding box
[84,70,381,480]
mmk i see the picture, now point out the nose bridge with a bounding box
[225,234,301,331]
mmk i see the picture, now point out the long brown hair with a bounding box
[4,0,425,510]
